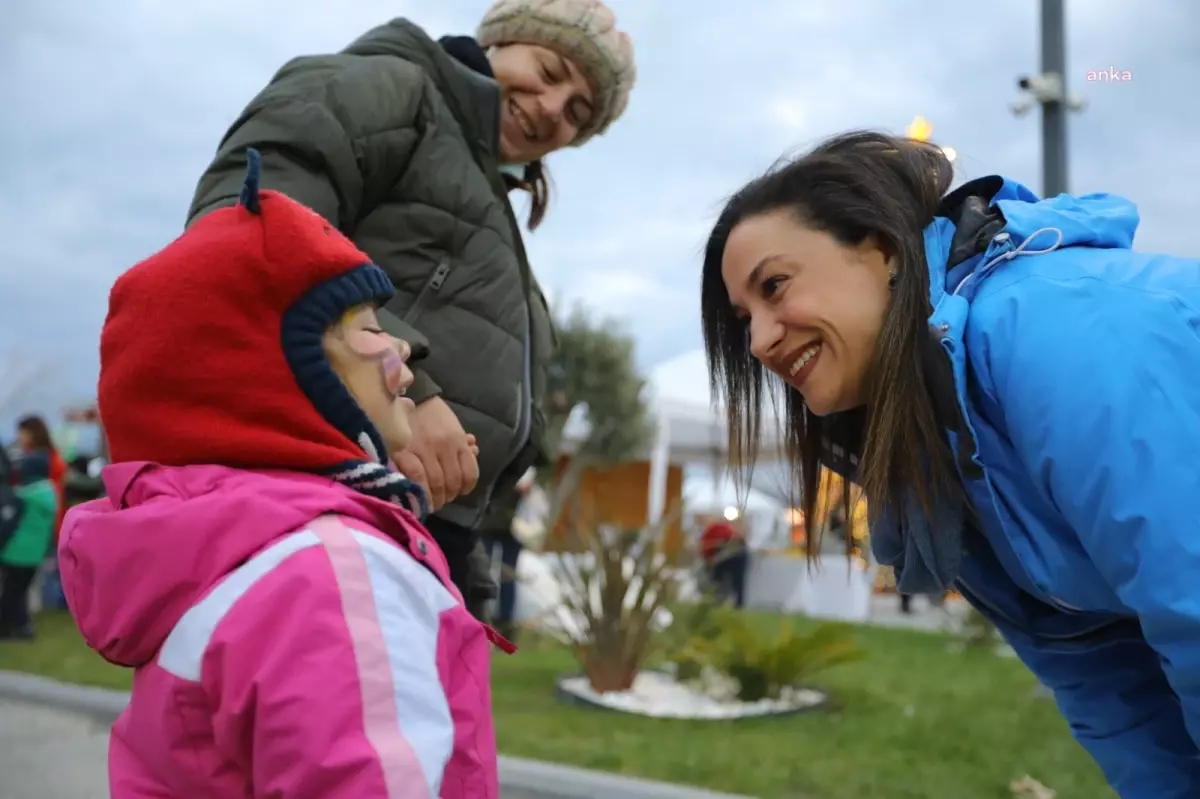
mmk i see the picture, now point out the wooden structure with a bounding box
[549,349,788,558]
[545,455,685,555]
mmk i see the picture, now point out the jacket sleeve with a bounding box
[187,53,441,401]
[199,522,458,798]
[986,273,1200,794]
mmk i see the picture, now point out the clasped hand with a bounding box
[393,396,480,510]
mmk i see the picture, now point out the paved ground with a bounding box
[0,698,644,799]
[0,699,110,799]
[866,593,968,632]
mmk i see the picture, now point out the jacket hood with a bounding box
[816,178,1140,485]
[343,18,500,158]
[58,462,426,668]
[344,17,446,68]
[15,450,51,484]
[925,176,1140,303]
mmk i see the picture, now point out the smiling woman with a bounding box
[490,43,597,162]
[185,0,636,623]
[702,130,1200,797]
[478,0,634,229]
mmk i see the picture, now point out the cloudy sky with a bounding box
[1,0,1195,426]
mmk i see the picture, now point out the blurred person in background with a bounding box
[699,517,747,608]
[16,414,66,542]
[0,443,18,546]
[0,450,58,640]
[186,0,636,621]
[481,467,547,640]
[702,130,1200,797]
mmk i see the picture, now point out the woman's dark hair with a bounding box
[503,159,553,230]
[701,131,958,558]
[16,414,54,452]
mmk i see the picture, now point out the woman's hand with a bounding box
[393,397,480,510]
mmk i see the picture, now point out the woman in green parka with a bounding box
[186,0,636,615]
[0,450,59,640]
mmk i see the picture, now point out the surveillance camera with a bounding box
[1015,73,1064,104]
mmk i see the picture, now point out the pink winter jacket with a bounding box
[58,462,501,798]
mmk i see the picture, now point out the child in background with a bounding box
[15,415,68,544]
[59,150,506,798]
[0,450,58,639]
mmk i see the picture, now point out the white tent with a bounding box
[550,350,878,622]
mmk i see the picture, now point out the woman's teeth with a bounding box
[789,343,821,376]
[512,101,535,140]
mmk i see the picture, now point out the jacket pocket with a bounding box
[404,259,451,327]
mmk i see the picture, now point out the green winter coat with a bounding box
[186,19,557,527]
[1,480,57,567]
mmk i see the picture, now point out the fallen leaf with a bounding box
[1009,775,1056,799]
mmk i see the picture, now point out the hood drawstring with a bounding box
[954,226,1064,298]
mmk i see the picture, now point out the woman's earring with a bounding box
[888,269,898,290]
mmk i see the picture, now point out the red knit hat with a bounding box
[99,150,424,510]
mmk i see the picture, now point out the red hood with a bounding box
[58,461,430,668]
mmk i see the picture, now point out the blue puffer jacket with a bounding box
[903,176,1200,797]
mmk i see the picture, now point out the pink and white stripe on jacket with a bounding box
[57,462,500,798]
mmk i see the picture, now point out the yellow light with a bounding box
[905,115,934,142]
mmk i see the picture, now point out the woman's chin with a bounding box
[797,383,839,417]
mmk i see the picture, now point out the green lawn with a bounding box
[1,610,1112,799]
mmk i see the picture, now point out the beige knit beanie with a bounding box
[477,0,636,145]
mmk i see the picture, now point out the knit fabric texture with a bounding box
[477,0,635,144]
[99,149,427,514]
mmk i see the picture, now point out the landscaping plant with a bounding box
[709,613,867,702]
[547,505,685,693]
[659,592,725,679]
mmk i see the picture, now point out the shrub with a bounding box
[546,515,683,694]
[659,593,725,669]
[709,614,867,702]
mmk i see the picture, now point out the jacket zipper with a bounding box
[476,168,536,522]
[404,260,451,325]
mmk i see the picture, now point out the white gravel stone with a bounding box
[560,670,824,720]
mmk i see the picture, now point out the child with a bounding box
[0,450,59,639]
[59,150,510,798]
[15,415,69,547]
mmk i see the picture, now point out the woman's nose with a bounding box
[748,316,783,363]
[541,90,574,132]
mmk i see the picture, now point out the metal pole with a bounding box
[1041,0,1068,197]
